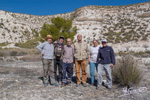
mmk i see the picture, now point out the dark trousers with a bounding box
[54,59,63,83]
[62,62,73,84]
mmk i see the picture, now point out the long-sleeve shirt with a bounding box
[36,41,54,59]
[63,45,74,63]
[97,45,115,65]
[54,42,64,60]
[74,41,89,61]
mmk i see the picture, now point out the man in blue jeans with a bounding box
[62,38,74,87]
[97,38,115,89]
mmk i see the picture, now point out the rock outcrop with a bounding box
[0,2,150,52]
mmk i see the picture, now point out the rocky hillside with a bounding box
[0,2,150,51]
[73,2,150,43]
[0,10,72,45]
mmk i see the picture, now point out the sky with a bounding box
[0,0,149,15]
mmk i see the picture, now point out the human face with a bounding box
[67,39,72,46]
[77,34,82,41]
[102,42,107,47]
[47,38,52,43]
[93,41,98,47]
[59,38,64,44]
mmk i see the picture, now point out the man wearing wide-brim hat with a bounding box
[36,35,58,87]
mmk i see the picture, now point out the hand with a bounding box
[54,41,57,44]
[110,64,114,68]
[88,60,90,64]
[42,53,45,56]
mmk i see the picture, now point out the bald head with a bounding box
[67,38,72,46]
[77,34,82,42]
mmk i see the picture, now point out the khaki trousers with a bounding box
[42,59,55,84]
[75,59,87,84]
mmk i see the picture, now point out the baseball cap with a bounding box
[59,36,65,40]
[101,38,107,42]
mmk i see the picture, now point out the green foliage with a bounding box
[112,55,143,88]
[31,29,39,37]
[0,43,8,46]
[104,17,150,43]
[16,37,41,49]
[40,17,77,43]
[134,51,150,57]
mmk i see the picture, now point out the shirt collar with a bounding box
[46,41,53,44]
[102,45,108,48]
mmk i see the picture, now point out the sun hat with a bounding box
[46,35,53,40]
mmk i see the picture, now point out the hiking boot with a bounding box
[106,86,112,90]
[82,83,87,87]
[44,83,48,87]
[51,83,59,87]
[61,83,66,87]
[76,84,81,87]
[67,83,71,86]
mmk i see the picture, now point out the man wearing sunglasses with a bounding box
[96,38,115,90]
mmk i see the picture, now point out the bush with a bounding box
[9,51,18,56]
[19,55,41,62]
[17,37,41,48]
[40,17,77,43]
[112,55,143,89]
[17,51,28,56]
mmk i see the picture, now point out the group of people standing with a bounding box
[36,34,115,90]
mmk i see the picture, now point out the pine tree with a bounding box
[40,17,77,43]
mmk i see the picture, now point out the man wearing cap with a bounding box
[74,34,89,87]
[54,36,65,84]
[36,35,57,87]
[96,38,115,89]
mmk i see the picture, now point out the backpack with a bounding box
[55,43,64,59]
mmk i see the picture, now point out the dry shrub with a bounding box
[0,50,10,57]
[112,55,143,88]
[0,48,40,57]
[9,51,18,56]
[137,13,150,18]
[17,51,28,56]
[0,51,4,57]
[20,55,41,62]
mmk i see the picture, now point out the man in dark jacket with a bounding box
[96,38,115,89]
[54,36,64,84]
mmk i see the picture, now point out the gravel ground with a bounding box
[0,61,150,100]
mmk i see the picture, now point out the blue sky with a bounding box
[0,0,149,15]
